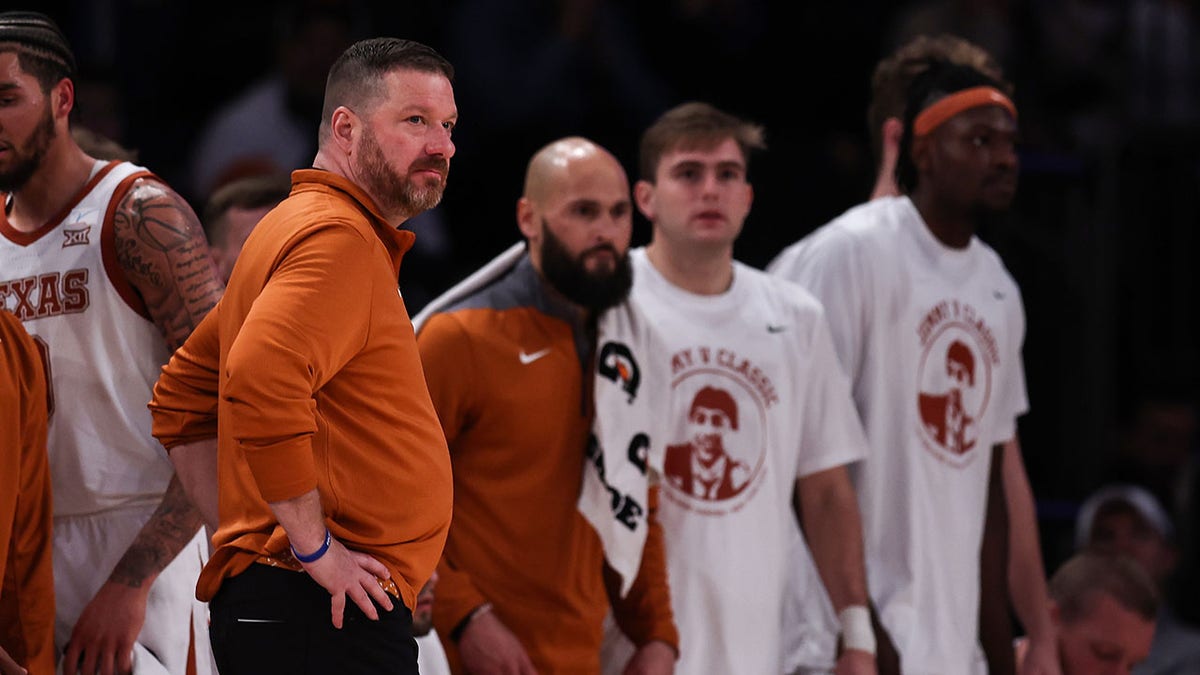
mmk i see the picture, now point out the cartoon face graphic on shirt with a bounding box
[919,340,977,455]
[660,345,774,513]
[663,384,761,508]
[916,303,995,468]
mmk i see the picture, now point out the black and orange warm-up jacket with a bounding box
[417,256,677,674]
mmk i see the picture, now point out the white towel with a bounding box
[584,295,666,596]
[410,242,663,596]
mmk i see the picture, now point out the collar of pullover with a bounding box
[290,168,417,277]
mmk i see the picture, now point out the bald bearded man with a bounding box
[414,137,678,675]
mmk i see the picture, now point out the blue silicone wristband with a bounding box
[291,528,332,564]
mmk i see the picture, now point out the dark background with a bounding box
[39,0,1200,615]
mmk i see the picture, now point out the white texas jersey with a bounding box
[0,160,174,517]
[626,248,868,675]
[768,195,1028,675]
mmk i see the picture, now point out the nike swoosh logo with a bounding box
[767,324,787,333]
[519,348,552,365]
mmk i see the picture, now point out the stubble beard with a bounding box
[357,126,447,218]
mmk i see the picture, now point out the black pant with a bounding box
[210,564,418,675]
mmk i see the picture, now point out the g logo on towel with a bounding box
[598,341,641,403]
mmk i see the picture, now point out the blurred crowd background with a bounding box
[39,0,1200,616]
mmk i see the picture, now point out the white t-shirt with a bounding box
[610,248,868,675]
[768,196,1029,675]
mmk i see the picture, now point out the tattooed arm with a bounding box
[111,177,224,351]
[62,179,223,675]
[62,476,203,675]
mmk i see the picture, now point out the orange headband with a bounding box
[913,86,1017,137]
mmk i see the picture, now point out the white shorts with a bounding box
[52,504,214,675]
[416,630,451,675]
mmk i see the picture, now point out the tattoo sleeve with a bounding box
[109,180,219,585]
[112,178,224,351]
[107,474,203,588]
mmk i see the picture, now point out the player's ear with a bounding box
[329,106,357,155]
[516,197,539,241]
[50,77,74,121]
[634,180,656,221]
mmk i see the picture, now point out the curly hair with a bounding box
[894,61,1012,194]
[868,34,1009,166]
